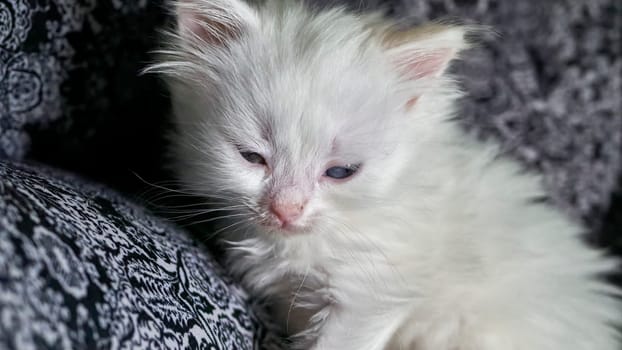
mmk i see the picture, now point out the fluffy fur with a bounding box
[147,1,622,349]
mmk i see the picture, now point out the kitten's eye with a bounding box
[240,151,266,165]
[325,164,360,179]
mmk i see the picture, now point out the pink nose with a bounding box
[270,201,305,226]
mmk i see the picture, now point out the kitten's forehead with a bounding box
[216,4,400,164]
[253,36,389,134]
[262,66,390,162]
[247,3,390,113]
[232,59,394,168]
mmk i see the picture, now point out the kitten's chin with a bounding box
[258,222,312,236]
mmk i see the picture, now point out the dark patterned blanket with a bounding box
[0,160,283,349]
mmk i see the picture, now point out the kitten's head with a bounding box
[149,0,470,236]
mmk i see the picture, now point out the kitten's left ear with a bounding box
[175,0,259,46]
[383,24,471,80]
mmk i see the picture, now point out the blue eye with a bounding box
[325,164,360,179]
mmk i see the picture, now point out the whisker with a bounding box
[132,172,196,195]
[153,201,239,209]
[287,265,310,335]
[162,206,246,221]
[200,217,255,243]
[188,212,251,226]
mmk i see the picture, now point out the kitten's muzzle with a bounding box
[267,187,310,230]
[269,200,306,228]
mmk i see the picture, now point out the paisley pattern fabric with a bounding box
[0,160,283,350]
[0,0,170,193]
[1,0,92,159]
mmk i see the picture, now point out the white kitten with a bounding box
[147,1,622,349]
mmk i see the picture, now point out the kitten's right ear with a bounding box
[381,24,478,109]
[175,0,258,45]
[382,24,473,80]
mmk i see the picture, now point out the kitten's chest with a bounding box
[271,272,332,336]
[236,249,332,337]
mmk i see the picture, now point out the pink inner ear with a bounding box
[396,48,454,80]
[178,8,241,45]
[178,10,205,37]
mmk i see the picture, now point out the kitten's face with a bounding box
[173,38,408,235]
[158,1,466,237]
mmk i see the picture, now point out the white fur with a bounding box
[149,1,622,349]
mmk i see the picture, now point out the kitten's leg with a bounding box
[309,307,402,350]
[460,278,620,350]
[265,282,334,349]
[389,284,621,350]
[271,296,318,338]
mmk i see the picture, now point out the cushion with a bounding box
[0,160,283,349]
